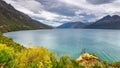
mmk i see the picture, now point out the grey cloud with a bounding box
[36,0,80,16]
[86,0,115,5]
[79,13,96,22]
[4,0,120,26]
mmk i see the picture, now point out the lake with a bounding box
[4,29,120,62]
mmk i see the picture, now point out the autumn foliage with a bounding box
[0,34,120,68]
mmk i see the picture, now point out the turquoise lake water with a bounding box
[4,29,120,62]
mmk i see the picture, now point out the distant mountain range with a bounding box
[86,15,120,29]
[1,0,120,31]
[0,0,52,33]
[57,22,86,28]
[57,15,120,29]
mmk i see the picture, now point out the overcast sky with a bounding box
[4,0,120,27]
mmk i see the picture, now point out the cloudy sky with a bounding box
[4,0,120,27]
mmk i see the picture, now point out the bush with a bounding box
[14,47,52,68]
[0,44,15,67]
[92,64,101,68]
[51,56,85,68]
[1,34,120,68]
[0,34,24,51]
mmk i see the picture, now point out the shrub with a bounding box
[0,34,24,51]
[14,47,52,68]
[0,44,15,67]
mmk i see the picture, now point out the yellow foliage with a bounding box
[0,44,14,54]
[0,44,15,68]
[15,46,52,68]
[0,44,8,50]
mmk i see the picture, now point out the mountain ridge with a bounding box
[0,0,52,33]
[57,15,120,29]
[86,15,120,29]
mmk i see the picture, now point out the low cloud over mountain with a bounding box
[4,0,120,27]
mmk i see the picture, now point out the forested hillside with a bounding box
[0,0,52,33]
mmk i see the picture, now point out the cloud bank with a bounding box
[86,0,115,5]
[4,0,120,27]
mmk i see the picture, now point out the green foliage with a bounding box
[80,48,86,55]
[109,61,120,68]
[0,44,15,68]
[102,60,109,68]
[51,56,85,68]
[14,47,52,68]
[1,34,120,68]
[91,64,101,68]
[0,34,24,51]
[0,42,85,68]
[91,52,97,57]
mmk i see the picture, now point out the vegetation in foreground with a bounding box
[0,33,120,68]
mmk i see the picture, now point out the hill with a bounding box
[0,0,52,33]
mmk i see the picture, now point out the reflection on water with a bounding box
[4,29,120,62]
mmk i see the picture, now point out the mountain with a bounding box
[57,15,120,29]
[0,0,52,33]
[57,22,86,28]
[86,15,120,29]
